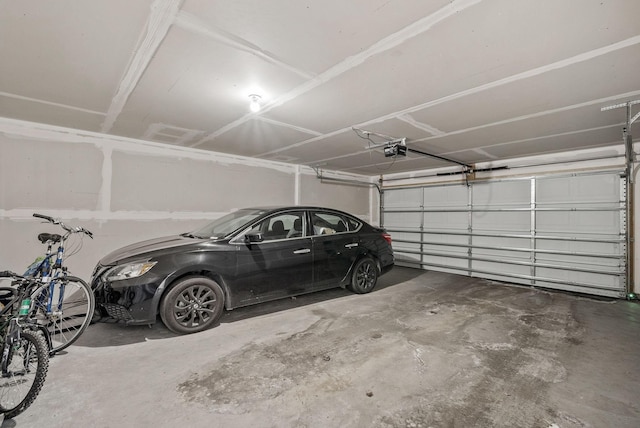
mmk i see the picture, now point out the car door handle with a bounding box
[345,243,358,248]
[293,249,311,254]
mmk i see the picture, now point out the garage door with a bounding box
[382,170,627,298]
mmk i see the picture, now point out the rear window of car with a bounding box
[346,216,361,231]
[311,212,360,235]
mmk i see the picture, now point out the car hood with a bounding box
[99,235,207,266]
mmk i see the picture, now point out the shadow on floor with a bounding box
[74,266,423,348]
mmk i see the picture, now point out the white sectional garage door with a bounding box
[383,170,628,298]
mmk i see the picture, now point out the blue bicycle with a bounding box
[26,213,95,354]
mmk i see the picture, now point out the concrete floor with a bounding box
[4,267,639,428]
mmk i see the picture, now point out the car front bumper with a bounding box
[92,266,164,325]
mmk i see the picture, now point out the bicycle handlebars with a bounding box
[32,213,93,239]
[0,271,28,281]
[32,213,55,223]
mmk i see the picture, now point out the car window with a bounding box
[189,208,267,239]
[252,211,306,241]
[346,216,361,231]
[311,212,351,236]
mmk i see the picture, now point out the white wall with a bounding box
[0,118,373,280]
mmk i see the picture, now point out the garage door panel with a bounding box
[423,212,468,230]
[537,211,621,234]
[534,279,624,298]
[423,232,468,246]
[383,170,627,298]
[423,185,467,207]
[394,250,422,264]
[385,188,422,208]
[473,247,531,260]
[472,211,530,231]
[423,246,468,257]
[472,260,531,276]
[384,212,422,228]
[536,268,623,289]
[535,253,622,269]
[474,235,531,250]
[392,231,422,263]
[537,174,621,204]
[422,253,468,271]
[473,180,530,206]
[536,239,622,257]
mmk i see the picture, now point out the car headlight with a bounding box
[105,261,157,282]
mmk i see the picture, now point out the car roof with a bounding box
[247,206,350,212]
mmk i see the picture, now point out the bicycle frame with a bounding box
[0,271,52,418]
[16,213,95,357]
[0,279,52,372]
[31,241,68,315]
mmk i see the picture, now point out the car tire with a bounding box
[160,276,225,334]
[349,257,378,294]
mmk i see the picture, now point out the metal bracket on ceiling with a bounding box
[312,165,382,193]
[601,99,640,125]
[601,99,639,163]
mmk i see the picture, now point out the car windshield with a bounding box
[186,208,268,239]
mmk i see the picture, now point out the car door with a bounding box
[310,210,361,289]
[232,210,313,305]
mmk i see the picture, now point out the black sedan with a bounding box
[91,206,394,334]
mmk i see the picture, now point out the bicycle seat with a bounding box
[38,233,62,244]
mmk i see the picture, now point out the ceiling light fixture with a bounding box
[248,94,262,113]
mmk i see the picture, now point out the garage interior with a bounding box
[1,1,639,427]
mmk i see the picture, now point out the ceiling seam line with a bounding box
[307,123,625,167]
[0,117,299,173]
[190,0,484,148]
[445,123,626,154]
[100,0,183,134]
[0,92,105,116]
[357,35,640,131]
[174,11,315,80]
[411,89,640,144]
[254,116,323,136]
[471,148,499,160]
[397,114,446,136]
[261,88,640,167]
[256,37,640,158]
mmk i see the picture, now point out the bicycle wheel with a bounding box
[0,329,49,419]
[33,276,95,354]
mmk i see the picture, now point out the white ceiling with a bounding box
[1,0,639,175]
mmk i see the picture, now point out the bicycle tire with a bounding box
[32,275,95,354]
[0,329,49,419]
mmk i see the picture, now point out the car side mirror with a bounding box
[245,231,264,243]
